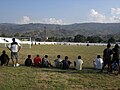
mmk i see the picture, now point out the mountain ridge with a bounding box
[0,23,120,37]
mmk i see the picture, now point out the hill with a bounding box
[0,23,120,37]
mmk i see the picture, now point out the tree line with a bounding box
[36,34,119,43]
[0,32,119,43]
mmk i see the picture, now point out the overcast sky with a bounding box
[0,0,120,24]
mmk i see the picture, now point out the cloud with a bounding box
[22,16,30,24]
[43,18,63,25]
[111,8,120,14]
[89,8,120,23]
[90,9,105,23]
[109,16,120,22]
[20,16,64,25]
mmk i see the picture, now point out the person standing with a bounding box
[7,38,21,67]
[100,43,113,73]
[111,44,120,72]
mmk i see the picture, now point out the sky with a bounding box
[0,0,120,25]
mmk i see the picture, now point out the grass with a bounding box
[0,44,120,90]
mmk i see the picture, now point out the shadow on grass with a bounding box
[5,64,109,75]
[19,64,109,75]
[40,67,107,74]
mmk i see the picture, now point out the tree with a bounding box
[35,38,41,42]
[14,33,20,37]
[46,37,57,42]
[117,38,120,42]
[66,37,74,42]
[87,36,103,43]
[74,34,86,42]
[1,33,6,37]
[108,37,116,43]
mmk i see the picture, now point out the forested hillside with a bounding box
[0,23,120,42]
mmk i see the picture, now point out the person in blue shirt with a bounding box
[62,56,71,69]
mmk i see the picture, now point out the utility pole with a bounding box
[44,26,47,41]
[56,26,61,42]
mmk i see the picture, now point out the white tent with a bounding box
[0,37,21,43]
[0,37,6,43]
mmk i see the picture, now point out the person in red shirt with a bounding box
[34,54,42,67]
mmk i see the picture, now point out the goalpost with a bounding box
[15,37,32,48]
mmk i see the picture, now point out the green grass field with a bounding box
[0,45,120,90]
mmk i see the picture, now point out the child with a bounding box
[25,55,32,66]
[34,54,42,67]
[74,56,83,70]
[62,56,71,69]
[54,55,62,68]
[42,55,53,67]
[93,55,103,70]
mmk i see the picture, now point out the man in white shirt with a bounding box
[7,38,21,67]
[93,55,103,69]
[74,56,83,70]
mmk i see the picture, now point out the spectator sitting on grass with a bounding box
[42,55,53,68]
[93,55,103,70]
[34,54,42,67]
[74,56,83,70]
[54,55,62,68]
[61,56,71,69]
[0,50,9,66]
[25,55,32,66]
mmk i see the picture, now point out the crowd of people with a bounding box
[25,54,74,69]
[100,43,120,73]
[24,54,84,70]
[93,43,120,73]
[0,38,120,73]
[0,50,84,70]
[0,38,84,70]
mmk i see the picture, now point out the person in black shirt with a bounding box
[0,50,9,66]
[100,43,113,73]
[111,44,120,72]
[25,55,32,66]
